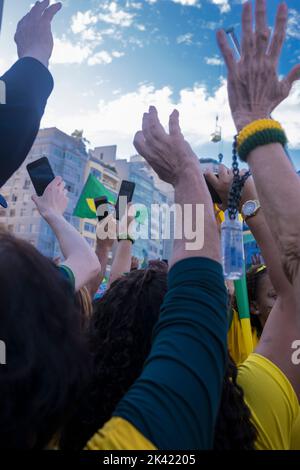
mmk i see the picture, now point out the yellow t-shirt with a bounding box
[238,353,299,450]
[85,417,157,450]
[291,412,300,450]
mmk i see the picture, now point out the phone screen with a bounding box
[115,180,136,220]
[27,157,55,196]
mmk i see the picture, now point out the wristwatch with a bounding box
[241,200,261,221]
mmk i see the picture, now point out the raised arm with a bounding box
[33,177,100,292]
[86,108,227,450]
[216,0,300,290]
[205,167,291,296]
[217,0,300,399]
[0,1,61,187]
[108,207,135,286]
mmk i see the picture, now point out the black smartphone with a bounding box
[27,157,55,196]
[204,175,222,204]
[115,180,136,220]
[94,196,112,222]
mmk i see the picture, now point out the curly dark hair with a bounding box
[60,264,257,450]
[0,229,90,449]
[213,355,257,449]
[246,265,267,337]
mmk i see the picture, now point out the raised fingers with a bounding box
[147,106,168,141]
[255,0,270,57]
[241,1,254,59]
[169,109,182,136]
[268,3,288,64]
[216,30,236,73]
[42,2,62,23]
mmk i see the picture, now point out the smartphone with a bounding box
[27,157,55,196]
[115,180,136,220]
[94,196,114,222]
[204,175,222,204]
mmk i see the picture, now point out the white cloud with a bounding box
[43,79,300,158]
[71,11,98,34]
[51,36,92,64]
[177,33,193,45]
[98,1,135,27]
[287,9,300,40]
[172,0,199,5]
[205,56,223,66]
[209,0,230,14]
[87,50,125,65]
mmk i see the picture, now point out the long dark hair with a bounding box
[60,264,256,450]
[0,229,89,449]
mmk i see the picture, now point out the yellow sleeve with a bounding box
[291,411,300,450]
[237,353,299,450]
[85,417,157,450]
[227,309,254,366]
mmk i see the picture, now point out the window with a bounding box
[23,179,31,190]
[32,208,39,217]
[20,208,26,217]
[11,194,18,202]
[65,182,74,193]
[100,153,104,160]
[10,209,16,217]
[30,224,37,233]
[84,223,96,234]
[8,225,14,233]
[23,194,29,203]
[0,208,6,217]
[91,168,102,180]
[19,224,26,233]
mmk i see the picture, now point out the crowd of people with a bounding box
[1,0,300,450]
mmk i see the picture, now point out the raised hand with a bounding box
[217,0,300,131]
[32,176,68,219]
[134,106,199,186]
[15,0,62,68]
[205,165,258,211]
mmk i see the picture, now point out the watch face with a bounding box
[244,201,257,217]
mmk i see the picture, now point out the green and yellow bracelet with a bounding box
[237,119,288,162]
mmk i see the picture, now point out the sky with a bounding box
[1,0,300,168]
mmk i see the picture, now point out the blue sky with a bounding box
[1,0,300,168]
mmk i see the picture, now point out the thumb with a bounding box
[282,64,300,90]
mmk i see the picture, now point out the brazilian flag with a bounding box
[73,174,117,219]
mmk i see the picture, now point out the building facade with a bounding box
[92,147,174,261]
[0,127,89,259]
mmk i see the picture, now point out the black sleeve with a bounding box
[0,58,54,186]
[114,257,228,450]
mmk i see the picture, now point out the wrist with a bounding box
[174,160,201,190]
[19,52,49,69]
[42,210,64,223]
[234,112,270,133]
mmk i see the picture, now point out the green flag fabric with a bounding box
[73,174,117,219]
